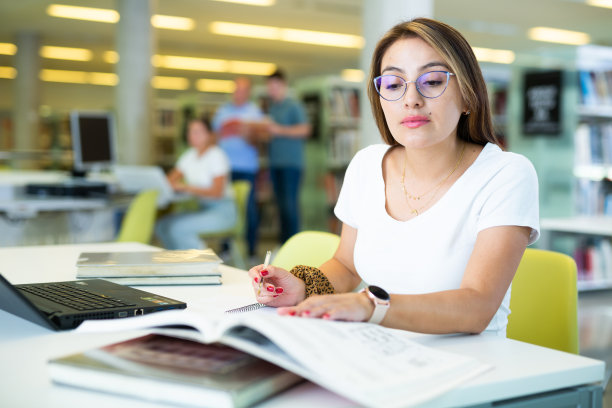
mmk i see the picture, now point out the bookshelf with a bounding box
[152,100,181,169]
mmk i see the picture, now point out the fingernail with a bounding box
[275,287,283,294]
[273,295,279,298]
[261,270,269,276]
[322,313,331,320]
[253,277,258,283]
[289,310,296,316]
[302,310,310,316]
[267,286,274,292]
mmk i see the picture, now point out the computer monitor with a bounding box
[70,111,117,174]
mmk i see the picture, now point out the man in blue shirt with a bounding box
[212,77,264,257]
[266,69,311,244]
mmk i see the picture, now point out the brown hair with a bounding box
[367,18,499,147]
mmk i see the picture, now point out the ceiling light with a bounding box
[209,0,275,6]
[586,0,612,9]
[153,55,228,72]
[0,66,17,79]
[210,21,364,48]
[472,47,516,64]
[40,46,92,61]
[40,69,117,86]
[152,76,190,90]
[46,4,119,23]
[527,27,590,45]
[151,15,195,31]
[103,51,119,64]
[228,60,276,75]
[341,69,365,82]
[196,79,236,93]
[0,43,17,55]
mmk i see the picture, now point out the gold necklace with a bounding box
[400,143,466,216]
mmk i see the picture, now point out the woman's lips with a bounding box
[401,116,430,128]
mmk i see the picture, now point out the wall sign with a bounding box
[523,70,562,136]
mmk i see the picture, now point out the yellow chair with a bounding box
[116,189,159,244]
[507,248,579,354]
[199,181,251,269]
[272,231,340,271]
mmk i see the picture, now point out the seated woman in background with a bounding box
[249,18,539,337]
[155,117,236,250]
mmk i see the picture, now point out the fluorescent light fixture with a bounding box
[586,0,612,9]
[0,43,17,55]
[40,46,92,61]
[528,27,590,45]
[103,51,119,64]
[196,79,236,93]
[228,60,276,75]
[341,69,365,82]
[210,21,364,48]
[573,165,606,181]
[153,55,228,72]
[40,69,117,86]
[0,66,17,79]
[46,4,119,23]
[151,15,195,31]
[472,47,516,64]
[209,0,275,6]
[152,76,190,90]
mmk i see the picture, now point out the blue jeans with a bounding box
[270,167,302,244]
[155,198,236,250]
[231,171,258,256]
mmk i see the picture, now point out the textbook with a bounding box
[49,333,302,408]
[76,249,222,285]
[69,309,492,408]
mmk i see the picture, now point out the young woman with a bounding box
[248,18,539,337]
[155,117,236,250]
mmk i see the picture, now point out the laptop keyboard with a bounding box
[19,283,136,311]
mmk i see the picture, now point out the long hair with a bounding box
[367,18,499,147]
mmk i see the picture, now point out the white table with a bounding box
[0,242,606,408]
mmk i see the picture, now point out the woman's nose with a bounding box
[402,80,423,108]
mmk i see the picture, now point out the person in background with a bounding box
[155,117,235,250]
[266,69,311,244]
[248,18,539,337]
[212,77,264,259]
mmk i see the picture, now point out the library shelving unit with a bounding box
[540,45,612,291]
[152,99,181,170]
[295,76,361,233]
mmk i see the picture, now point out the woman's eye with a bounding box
[423,80,443,87]
[385,83,403,90]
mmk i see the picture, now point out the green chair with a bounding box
[199,181,251,269]
[507,248,579,354]
[272,230,341,271]
[116,189,159,244]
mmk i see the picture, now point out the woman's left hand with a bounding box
[277,292,374,322]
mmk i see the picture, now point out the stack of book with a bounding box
[76,249,223,285]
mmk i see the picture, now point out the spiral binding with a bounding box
[225,303,266,314]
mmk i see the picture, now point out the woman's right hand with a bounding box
[247,265,306,307]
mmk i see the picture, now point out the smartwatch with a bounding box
[360,285,390,324]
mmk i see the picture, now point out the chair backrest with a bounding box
[507,248,579,354]
[272,231,341,271]
[231,180,251,237]
[116,189,159,244]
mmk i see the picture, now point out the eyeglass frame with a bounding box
[373,71,456,101]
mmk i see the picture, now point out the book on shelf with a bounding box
[76,249,223,285]
[64,308,491,408]
[573,238,612,284]
[579,69,612,107]
[49,333,302,408]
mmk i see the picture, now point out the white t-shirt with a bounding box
[176,146,232,198]
[334,143,540,336]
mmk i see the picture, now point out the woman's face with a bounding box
[187,121,210,149]
[378,37,465,149]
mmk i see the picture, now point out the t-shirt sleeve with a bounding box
[333,150,365,229]
[175,150,191,174]
[208,148,231,177]
[291,101,308,125]
[476,155,540,245]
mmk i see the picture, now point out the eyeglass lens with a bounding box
[375,71,451,100]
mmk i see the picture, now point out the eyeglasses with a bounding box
[374,71,456,101]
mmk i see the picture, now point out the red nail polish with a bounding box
[289,310,296,316]
[267,286,274,292]
[302,310,310,316]
[275,287,283,294]
[273,295,279,298]
[261,270,269,276]
[322,313,330,319]
[253,277,258,283]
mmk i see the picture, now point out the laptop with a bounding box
[0,274,186,331]
[113,165,187,208]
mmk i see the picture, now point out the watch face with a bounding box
[368,285,390,301]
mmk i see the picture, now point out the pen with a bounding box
[258,250,272,296]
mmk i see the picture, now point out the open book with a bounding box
[70,309,492,407]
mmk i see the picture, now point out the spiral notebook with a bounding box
[225,303,267,314]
